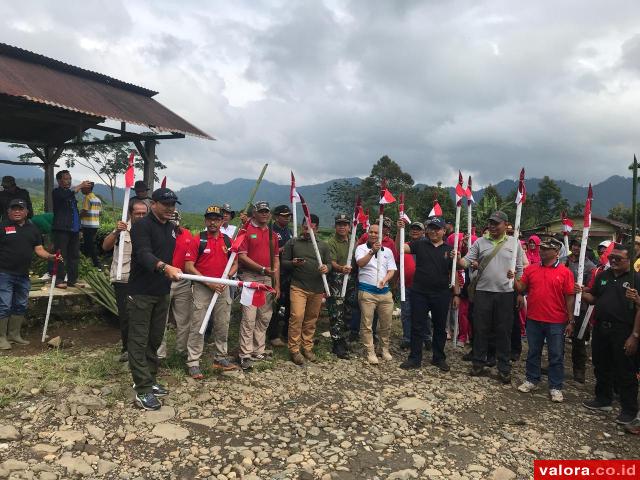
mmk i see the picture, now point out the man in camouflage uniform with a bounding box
[327,213,355,359]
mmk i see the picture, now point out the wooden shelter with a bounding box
[0,43,212,210]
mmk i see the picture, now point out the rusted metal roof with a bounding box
[0,43,213,140]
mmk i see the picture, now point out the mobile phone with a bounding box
[293,258,306,263]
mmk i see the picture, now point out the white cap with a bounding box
[599,240,611,248]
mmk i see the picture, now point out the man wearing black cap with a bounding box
[129,180,153,210]
[237,201,280,370]
[326,213,354,359]
[128,187,182,410]
[220,203,237,238]
[267,205,294,347]
[0,176,33,222]
[397,217,458,372]
[0,199,58,350]
[509,238,575,403]
[458,210,524,383]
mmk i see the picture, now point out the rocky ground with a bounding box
[0,322,639,480]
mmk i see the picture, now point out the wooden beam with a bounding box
[0,159,58,167]
[143,139,157,191]
[134,140,149,163]
[58,133,184,148]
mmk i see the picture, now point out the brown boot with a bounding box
[291,352,305,365]
[0,317,11,350]
[302,349,316,362]
[366,348,379,365]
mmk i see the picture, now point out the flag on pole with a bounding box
[357,205,369,228]
[125,152,135,188]
[455,171,465,206]
[353,196,362,226]
[240,285,267,307]
[600,240,615,267]
[400,211,411,223]
[290,171,301,203]
[379,187,396,204]
[429,198,443,217]
[515,168,526,205]
[584,184,593,228]
[561,211,574,233]
[466,176,475,204]
[160,176,167,188]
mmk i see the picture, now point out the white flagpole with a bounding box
[577,304,594,340]
[450,204,462,287]
[292,200,298,238]
[180,273,268,289]
[376,212,384,284]
[508,201,522,289]
[115,187,131,280]
[307,226,331,296]
[42,252,60,342]
[198,252,237,335]
[399,193,406,301]
[573,226,590,315]
[341,202,359,298]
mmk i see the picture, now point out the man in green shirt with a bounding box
[281,214,331,365]
[326,213,354,359]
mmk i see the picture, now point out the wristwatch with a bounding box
[158,263,167,274]
[633,332,639,339]
[368,249,374,256]
[261,266,266,275]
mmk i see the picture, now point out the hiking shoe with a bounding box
[270,338,286,347]
[582,399,613,412]
[134,393,161,411]
[624,416,640,434]
[381,349,393,361]
[573,369,586,384]
[517,381,538,393]
[188,366,204,380]
[486,357,497,368]
[152,384,169,397]
[251,352,272,362]
[211,358,240,371]
[424,339,432,351]
[400,340,410,350]
[498,371,512,384]
[366,351,379,365]
[399,360,420,370]
[55,282,67,289]
[462,351,473,362]
[239,358,253,371]
[302,349,317,362]
[615,411,636,425]
[550,389,564,403]
[331,339,350,359]
[431,360,450,372]
[291,352,305,366]
[469,366,487,377]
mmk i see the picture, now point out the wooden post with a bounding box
[143,139,156,191]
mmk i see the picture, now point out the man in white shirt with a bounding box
[355,223,397,364]
[220,204,237,238]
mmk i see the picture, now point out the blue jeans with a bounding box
[525,319,565,390]
[0,272,30,318]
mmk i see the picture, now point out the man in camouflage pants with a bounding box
[327,214,355,359]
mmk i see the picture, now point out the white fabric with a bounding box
[220,224,237,238]
[355,243,397,286]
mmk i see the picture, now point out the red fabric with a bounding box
[457,297,470,343]
[403,250,416,288]
[172,228,193,271]
[185,232,230,277]
[520,263,575,323]
[239,222,278,268]
[526,235,541,264]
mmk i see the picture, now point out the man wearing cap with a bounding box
[0,176,33,222]
[458,210,524,383]
[267,205,294,347]
[509,238,575,403]
[128,187,182,410]
[237,201,280,370]
[185,205,239,377]
[0,199,58,350]
[129,181,153,211]
[52,170,92,289]
[398,222,425,350]
[220,204,237,238]
[326,213,355,359]
[397,217,458,372]
[80,181,102,268]
[281,213,331,365]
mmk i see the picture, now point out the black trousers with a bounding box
[127,294,170,394]
[81,227,100,268]
[409,289,451,365]
[571,308,591,372]
[52,230,80,285]
[267,276,291,340]
[592,322,638,416]
[472,291,514,374]
[511,293,522,356]
[113,283,129,353]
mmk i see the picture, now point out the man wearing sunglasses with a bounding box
[575,243,640,426]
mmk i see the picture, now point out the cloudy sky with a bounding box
[2,0,640,189]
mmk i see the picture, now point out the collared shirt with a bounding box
[357,233,398,259]
[408,240,453,293]
[0,220,42,276]
[565,255,596,284]
[281,236,332,293]
[238,220,278,271]
[129,213,176,296]
[520,261,574,323]
[109,223,132,284]
[355,243,397,293]
[172,228,193,271]
[591,269,640,326]
[327,234,350,266]
[80,192,101,228]
[464,234,523,293]
[185,232,230,278]
[220,224,237,239]
[272,223,292,249]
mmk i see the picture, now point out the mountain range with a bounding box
[6,169,634,226]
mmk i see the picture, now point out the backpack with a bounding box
[197,231,232,260]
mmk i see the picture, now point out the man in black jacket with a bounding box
[52,170,91,289]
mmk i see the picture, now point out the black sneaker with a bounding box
[134,392,161,411]
[486,357,496,368]
[240,358,253,371]
[462,351,473,362]
[424,339,433,351]
[431,360,450,372]
[615,411,636,425]
[152,384,169,397]
[332,339,350,360]
[399,360,420,370]
[582,399,613,412]
[469,366,486,376]
[498,371,512,384]
[510,352,521,362]
[400,340,410,350]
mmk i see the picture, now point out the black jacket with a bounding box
[52,187,80,232]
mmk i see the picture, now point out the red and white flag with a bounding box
[561,211,574,233]
[399,192,410,223]
[515,168,526,205]
[429,199,443,217]
[455,171,465,206]
[299,194,312,222]
[466,176,475,204]
[359,208,370,230]
[379,182,396,204]
[583,183,593,228]
[600,240,614,267]
[353,196,362,227]
[160,176,167,188]
[290,171,301,203]
[239,281,274,307]
[125,152,135,189]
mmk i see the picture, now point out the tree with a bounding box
[534,176,569,224]
[608,203,635,224]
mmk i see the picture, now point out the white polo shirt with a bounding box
[355,243,397,288]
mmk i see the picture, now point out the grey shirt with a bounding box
[464,235,523,293]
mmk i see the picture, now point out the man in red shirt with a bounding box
[157,211,193,364]
[509,238,575,403]
[184,206,239,378]
[237,201,280,370]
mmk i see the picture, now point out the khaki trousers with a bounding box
[238,272,273,359]
[358,290,393,351]
[192,282,232,365]
[288,285,324,354]
[157,279,192,359]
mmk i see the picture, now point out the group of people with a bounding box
[0,177,638,433]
